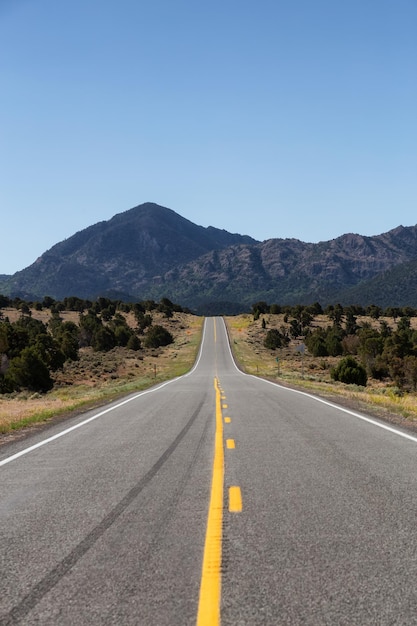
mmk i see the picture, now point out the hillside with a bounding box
[1,203,417,311]
[0,203,257,304]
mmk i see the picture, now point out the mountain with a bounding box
[157,227,417,309]
[335,257,417,307]
[1,202,417,312]
[0,203,257,304]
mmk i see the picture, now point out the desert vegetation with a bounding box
[226,301,417,429]
[4,293,417,437]
[0,295,202,434]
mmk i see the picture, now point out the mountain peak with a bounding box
[1,204,417,310]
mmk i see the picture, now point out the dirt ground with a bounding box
[0,309,202,437]
[3,307,417,439]
[225,313,417,436]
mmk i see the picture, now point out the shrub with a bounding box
[325,328,344,356]
[144,325,173,348]
[127,334,141,351]
[331,356,367,386]
[5,346,53,392]
[263,329,286,350]
[92,327,116,352]
[305,332,328,357]
[114,325,132,347]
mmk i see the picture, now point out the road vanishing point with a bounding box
[2,318,417,624]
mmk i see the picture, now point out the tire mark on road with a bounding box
[1,398,208,625]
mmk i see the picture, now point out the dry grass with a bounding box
[225,314,417,432]
[0,311,203,436]
[4,307,417,439]
[1,307,80,325]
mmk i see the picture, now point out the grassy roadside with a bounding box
[0,314,204,437]
[224,314,417,433]
[4,309,417,440]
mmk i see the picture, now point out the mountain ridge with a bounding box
[1,202,417,312]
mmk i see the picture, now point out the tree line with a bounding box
[0,296,185,394]
[253,301,417,391]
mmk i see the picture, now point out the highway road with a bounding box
[2,317,417,624]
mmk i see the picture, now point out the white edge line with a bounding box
[0,319,208,468]
[219,317,417,445]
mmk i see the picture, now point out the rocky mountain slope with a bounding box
[1,203,417,312]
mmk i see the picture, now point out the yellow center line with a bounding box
[197,377,224,626]
[224,417,231,424]
[229,486,242,513]
[226,439,235,449]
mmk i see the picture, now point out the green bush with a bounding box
[127,334,141,351]
[263,328,286,350]
[331,356,367,386]
[5,346,53,392]
[305,333,328,357]
[92,327,116,352]
[144,325,173,348]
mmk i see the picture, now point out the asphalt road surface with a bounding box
[2,318,417,625]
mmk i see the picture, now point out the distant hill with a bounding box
[336,257,417,307]
[156,226,417,309]
[1,202,417,312]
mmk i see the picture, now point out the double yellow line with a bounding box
[196,377,224,626]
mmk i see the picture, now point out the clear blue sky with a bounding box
[1,0,416,274]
